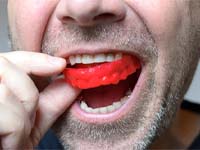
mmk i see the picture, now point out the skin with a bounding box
[0,0,199,149]
[151,108,200,149]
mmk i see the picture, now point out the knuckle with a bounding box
[0,84,10,99]
[0,57,10,81]
[14,118,26,132]
[19,78,39,102]
[28,88,39,103]
[24,89,39,111]
[12,114,31,136]
[4,113,26,133]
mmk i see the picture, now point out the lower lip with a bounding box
[70,68,147,124]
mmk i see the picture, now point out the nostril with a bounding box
[62,16,76,23]
[94,13,117,21]
[61,13,118,25]
[56,0,126,26]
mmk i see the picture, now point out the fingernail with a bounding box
[48,56,66,66]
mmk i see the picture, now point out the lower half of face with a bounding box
[8,0,200,149]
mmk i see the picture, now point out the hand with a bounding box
[0,51,80,149]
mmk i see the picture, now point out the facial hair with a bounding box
[9,16,199,149]
[41,21,180,150]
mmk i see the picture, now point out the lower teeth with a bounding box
[80,89,131,114]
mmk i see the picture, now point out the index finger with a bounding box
[0,51,66,76]
[32,78,81,145]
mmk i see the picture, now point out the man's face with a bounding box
[8,0,200,149]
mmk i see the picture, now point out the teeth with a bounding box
[106,53,115,62]
[80,101,89,112]
[92,108,100,113]
[115,53,122,61]
[94,54,106,63]
[113,102,122,109]
[99,107,108,113]
[107,105,115,112]
[125,89,132,97]
[82,55,94,64]
[75,55,82,63]
[69,53,122,65]
[120,97,127,104]
[80,94,130,114]
[69,56,76,65]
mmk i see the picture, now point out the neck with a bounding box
[150,107,200,149]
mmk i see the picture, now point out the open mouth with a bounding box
[63,52,142,123]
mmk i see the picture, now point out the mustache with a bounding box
[42,23,157,59]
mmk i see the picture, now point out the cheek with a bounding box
[126,0,182,41]
[126,0,187,69]
[8,0,59,51]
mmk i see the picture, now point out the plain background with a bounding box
[0,0,200,104]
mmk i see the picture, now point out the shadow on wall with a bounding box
[0,0,10,51]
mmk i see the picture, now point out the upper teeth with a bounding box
[69,53,122,65]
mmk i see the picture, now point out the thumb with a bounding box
[31,78,80,145]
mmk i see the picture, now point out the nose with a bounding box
[56,0,126,26]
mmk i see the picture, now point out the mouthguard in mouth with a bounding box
[63,53,142,112]
[64,54,141,89]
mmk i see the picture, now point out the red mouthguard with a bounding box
[63,55,141,89]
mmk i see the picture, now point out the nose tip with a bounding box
[56,0,126,26]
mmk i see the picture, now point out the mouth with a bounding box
[63,51,143,123]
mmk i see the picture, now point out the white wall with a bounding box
[0,0,199,104]
[185,64,200,104]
